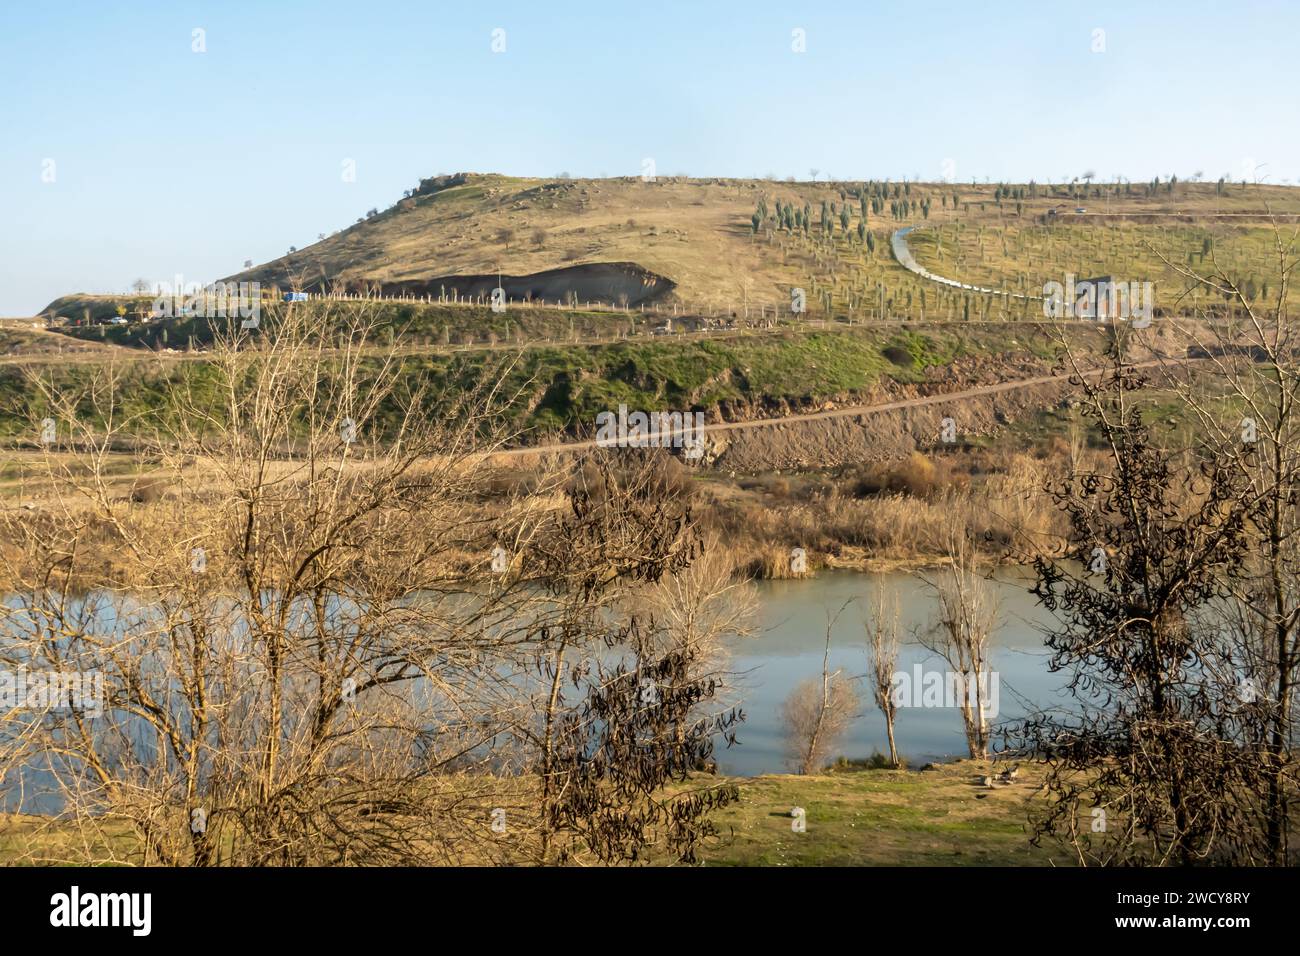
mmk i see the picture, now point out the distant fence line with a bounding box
[224,287,820,323]
[309,289,802,319]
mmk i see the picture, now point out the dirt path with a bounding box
[489,356,1173,460]
[891,225,1043,301]
[1,355,1180,503]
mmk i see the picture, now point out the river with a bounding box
[717,568,1071,776]
[2,569,1072,815]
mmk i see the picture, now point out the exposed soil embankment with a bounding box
[709,379,1066,471]
[707,329,1190,476]
[320,262,676,306]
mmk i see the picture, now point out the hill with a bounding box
[35,174,1300,328]
[216,172,1300,318]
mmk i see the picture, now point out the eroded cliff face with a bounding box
[704,379,1067,472]
[308,262,675,307]
[645,323,1196,471]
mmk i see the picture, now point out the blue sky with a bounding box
[2,0,1297,315]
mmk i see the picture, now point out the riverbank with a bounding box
[701,759,1059,866]
[0,761,1061,866]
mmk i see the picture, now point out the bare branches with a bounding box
[916,532,1000,759]
[864,576,902,767]
[783,602,859,775]
[1013,337,1270,864]
[1,302,742,866]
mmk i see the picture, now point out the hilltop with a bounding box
[35,173,1300,327]
[215,172,1300,317]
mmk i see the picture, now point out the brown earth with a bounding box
[491,356,1180,471]
[312,261,675,307]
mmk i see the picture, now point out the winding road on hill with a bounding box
[891,226,1043,302]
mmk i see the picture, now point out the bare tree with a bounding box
[917,533,1000,759]
[637,532,756,663]
[2,303,556,865]
[636,533,757,765]
[529,455,745,863]
[864,576,902,767]
[1014,336,1269,865]
[783,602,859,774]
[1145,210,1300,863]
[0,303,743,866]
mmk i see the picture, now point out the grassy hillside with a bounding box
[203,173,1300,320]
[0,317,1102,444]
[907,219,1300,312]
[36,176,1300,334]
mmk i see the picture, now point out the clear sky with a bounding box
[2,0,1297,315]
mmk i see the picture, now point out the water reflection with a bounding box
[717,569,1072,775]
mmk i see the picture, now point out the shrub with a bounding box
[829,753,908,771]
[882,345,914,367]
[892,452,936,496]
[128,477,170,503]
[850,453,937,498]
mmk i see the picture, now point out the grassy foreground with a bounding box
[700,760,1059,866]
[0,761,1062,867]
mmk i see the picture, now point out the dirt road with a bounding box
[489,356,1173,460]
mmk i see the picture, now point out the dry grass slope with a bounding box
[224,173,1300,319]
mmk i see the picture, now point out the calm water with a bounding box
[716,569,1073,776]
[3,570,1073,814]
